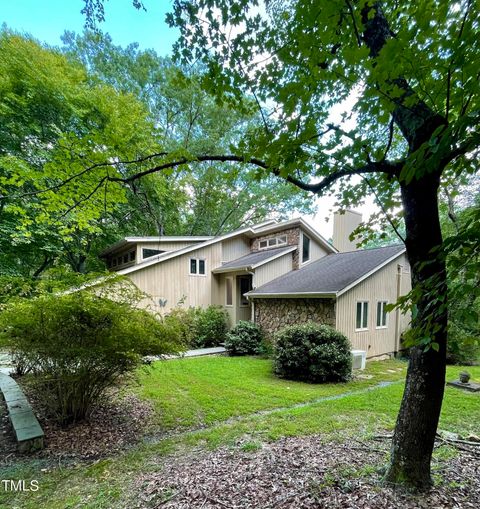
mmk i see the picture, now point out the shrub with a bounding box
[225,321,264,355]
[164,305,228,348]
[273,322,352,383]
[195,306,229,347]
[0,292,183,425]
[447,324,480,365]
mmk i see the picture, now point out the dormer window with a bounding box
[259,235,287,250]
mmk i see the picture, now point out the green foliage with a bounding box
[0,292,182,424]
[194,305,229,347]
[165,305,229,348]
[274,323,352,383]
[225,320,264,356]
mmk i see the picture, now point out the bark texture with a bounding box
[384,175,448,488]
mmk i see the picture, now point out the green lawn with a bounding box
[136,355,408,430]
[1,357,479,509]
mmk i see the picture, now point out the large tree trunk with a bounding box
[385,173,448,488]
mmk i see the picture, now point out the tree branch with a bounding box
[105,153,400,195]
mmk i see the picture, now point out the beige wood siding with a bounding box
[254,253,293,288]
[221,237,251,263]
[298,229,330,268]
[335,254,411,358]
[332,210,362,252]
[127,244,222,315]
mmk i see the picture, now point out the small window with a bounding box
[376,301,388,328]
[238,276,252,307]
[123,254,129,264]
[129,251,136,262]
[259,240,268,249]
[302,234,311,263]
[143,248,163,259]
[278,235,287,245]
[190,258,206,275]
[268,238,276,246]
[226,277,233,306]
[356,301,369,330]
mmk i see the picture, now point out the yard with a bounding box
[1,356,479,508]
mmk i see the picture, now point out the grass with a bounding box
[135,355,408,430]
[1,357,479,509]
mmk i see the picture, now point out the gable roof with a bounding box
[116,217,335,276]
[212,246,296,273]
[247,245,406,298]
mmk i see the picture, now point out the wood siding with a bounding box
[221,237,251,263]
[335,254,411,358]
[254,253,293,288]
[127,244,222,315]
[299,231,330,267]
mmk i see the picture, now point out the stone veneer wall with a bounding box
[251,227,301,269]
[254,298,336,338]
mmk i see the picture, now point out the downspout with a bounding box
[394,263,402,355]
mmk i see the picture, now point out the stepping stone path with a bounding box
[0,372,44,452]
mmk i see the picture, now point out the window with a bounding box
[190,258,206,275]
[123,254,129,264]
[142,248,163,259]
[129,251,136,262]
[302,234,311,263]
[376,301,388,328]
[225,277,233,306]
[356,301,369,330]
[258,235,289,250]
[238,276,252,306]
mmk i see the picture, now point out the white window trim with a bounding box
[225,277,233,307]
[355,300,369,332]
[301,232,311,265]
[376,300,389,329]
[189,257,207,276]
[258,235,288,250]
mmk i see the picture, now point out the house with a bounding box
[100,211,411,359]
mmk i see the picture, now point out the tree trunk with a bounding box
[385,173,447,488]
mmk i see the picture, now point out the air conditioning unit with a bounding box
[351,350,367,370]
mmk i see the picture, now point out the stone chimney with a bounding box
[332,210,362,252]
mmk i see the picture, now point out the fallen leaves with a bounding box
[135,435,480,509]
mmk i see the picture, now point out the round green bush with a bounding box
[273,322,352,383]
[225,320,264,355]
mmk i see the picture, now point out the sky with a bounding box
[1,0,378,239]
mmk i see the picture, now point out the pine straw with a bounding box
[135,435,480,509]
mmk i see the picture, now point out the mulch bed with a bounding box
[135,435,480,509]
[0,387,153,465]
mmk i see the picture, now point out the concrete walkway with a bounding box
[145,346,226,363]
